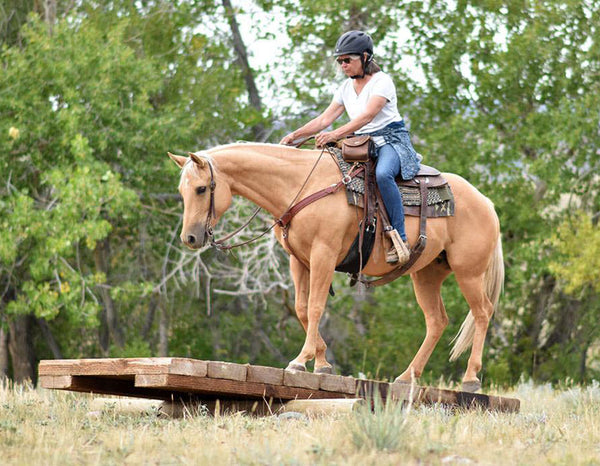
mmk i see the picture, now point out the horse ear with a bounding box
[188,152,206,167]
[168,152,188,168]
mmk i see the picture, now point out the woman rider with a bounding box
[280,30,420,265]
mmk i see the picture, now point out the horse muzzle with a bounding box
[180,223,211,249]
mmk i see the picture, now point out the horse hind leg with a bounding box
[395,260,451,384]
[452,273,495,392]
[450,238,503,392]
[286,256,332,373]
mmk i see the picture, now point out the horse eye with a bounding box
[195,186,207,195]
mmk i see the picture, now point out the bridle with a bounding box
[196,154,217,241]
[189,146,358,252]
[189,152,280,251]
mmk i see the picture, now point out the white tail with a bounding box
[449,235,504,361]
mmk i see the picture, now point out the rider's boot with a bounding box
[385,229,410,265]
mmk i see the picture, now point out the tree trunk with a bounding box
[37,318,63,359]
[141,294,158,341]
[34,0,56,25]
[158,303,169,357]
[0,325,9,379]
[94,237,125,349]
[222,0,266,141]
[8,314,37,384]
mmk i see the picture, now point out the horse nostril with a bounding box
[187,234,196,244]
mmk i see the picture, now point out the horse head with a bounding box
[168,151,232,249]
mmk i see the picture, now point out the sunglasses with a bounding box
[336,55,360,65]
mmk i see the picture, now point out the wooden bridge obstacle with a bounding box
[38,357,520,415]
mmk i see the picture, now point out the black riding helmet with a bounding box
[334,30,373,61]
[334,30,374,79]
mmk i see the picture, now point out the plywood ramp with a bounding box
[38,358,520,413]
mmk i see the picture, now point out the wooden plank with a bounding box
[419,386,520,413]
[356,379,390,400]
[39,359,131,376]
[38,359,520,413]
[319,374,356,394]
[39,358,208,377]
[281,398,364,416]
[39,375,74,390]
[206,361,247,381]
[389,382,422,402]
[389,383,520,413]
[135,373,345,401]
[40,375,179,400]
[89,397,163,414]
[246,365,284,385]
[128,358,208,377]
[283,370,320,390]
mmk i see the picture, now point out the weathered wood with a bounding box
[89,397,162,414]
[390,383,521,413]
[40,374,180,400]
[283,369,320,390]
[87,397,364,418]
[281,398,364,416]
[39,357,207,377]
[206,361,247,381]
[319,374,356,394]
[356,378,390,400]
[246,364,284,385]
[38,358,521,413]
[40,375,73,389]
[135,373,342,401]
[128,358,208,377]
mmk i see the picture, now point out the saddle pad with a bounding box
[333,149,454,218]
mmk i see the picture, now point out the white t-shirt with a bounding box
[332,71,403,138]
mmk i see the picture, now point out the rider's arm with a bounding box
[315,95,387,146]
[280,102,345,145]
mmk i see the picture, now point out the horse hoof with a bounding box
[461,380,481,393]
[314,366,333,375]
[394,376,419,386]
[286,362,306,372]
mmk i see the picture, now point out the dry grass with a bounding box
[1,380,600,465]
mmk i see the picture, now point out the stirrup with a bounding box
[386,230,410,265]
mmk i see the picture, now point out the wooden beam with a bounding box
[134,373,344,401]
[280,398,364,416]
[38,358,521,413]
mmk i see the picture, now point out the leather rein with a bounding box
[202,145,362,253]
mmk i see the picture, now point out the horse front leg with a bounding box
[286,250,335,374]
[395,261,451,384]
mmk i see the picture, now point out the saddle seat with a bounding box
[396,164,447,188]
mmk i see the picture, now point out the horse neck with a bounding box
[211,144,335,217]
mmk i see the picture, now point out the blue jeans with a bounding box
[375,144,407,241]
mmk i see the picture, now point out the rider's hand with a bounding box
[315,131,338,148]
[280,132,297,145]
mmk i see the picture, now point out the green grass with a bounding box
[1,380,600,465]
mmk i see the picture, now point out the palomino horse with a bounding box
[169,143,503,392]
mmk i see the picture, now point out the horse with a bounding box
[168,142,504,392]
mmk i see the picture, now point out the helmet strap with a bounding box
[350,54,368,80]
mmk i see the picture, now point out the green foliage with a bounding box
[550,212,600,294]
[1,0,599,386]
[348,395,409,452]
[0,2,260,363]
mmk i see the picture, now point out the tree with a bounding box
[0,1,259,379]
